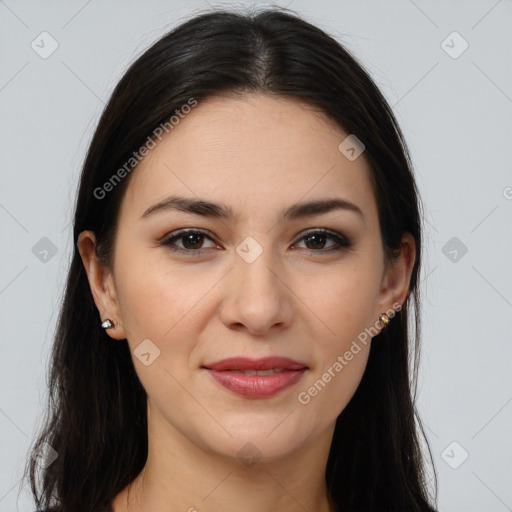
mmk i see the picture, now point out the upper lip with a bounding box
[203,357,308,371]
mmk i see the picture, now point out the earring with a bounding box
[101,319,115,329]
[378,313,390,328]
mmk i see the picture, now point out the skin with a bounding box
[78,93,415,512]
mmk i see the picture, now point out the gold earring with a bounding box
[378,313,390,328]
[101,319,115,329]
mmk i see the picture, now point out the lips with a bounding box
[202,357,308,398]
[203,356,308,371]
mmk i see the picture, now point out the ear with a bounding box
[375,232,416,321]
[77,230,127,340]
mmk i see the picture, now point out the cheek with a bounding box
[303,263,381,342]
[115,249,203,340]
[114,259,203,410]
[294,263,377,413]
[295,342,370,432]
[115,253,219,399]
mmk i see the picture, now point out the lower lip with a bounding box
[204,369,307,398]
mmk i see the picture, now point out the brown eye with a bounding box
[161,229,218,253]
[294,229,351,253]
[179,232,205,250]
[303,233,328,250]
[161,228,351,256]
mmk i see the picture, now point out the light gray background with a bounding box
[1,0,511,511]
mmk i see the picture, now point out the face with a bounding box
[79,93,413,464]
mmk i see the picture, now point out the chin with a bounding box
[198,420,311,464]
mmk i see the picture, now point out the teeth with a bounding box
[232,368,286,375]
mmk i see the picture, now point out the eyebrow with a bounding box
[140,195,365,222]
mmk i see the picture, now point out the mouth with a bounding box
[202,357,308,398]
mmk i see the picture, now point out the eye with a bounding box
[160,228,352,255]
[292,229,352,253]
[160,229,219,254]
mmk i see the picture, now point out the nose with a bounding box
[219,245,294,336]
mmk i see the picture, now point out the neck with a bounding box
[112,403,336,512]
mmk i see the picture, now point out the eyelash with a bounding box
[160,228,352,255]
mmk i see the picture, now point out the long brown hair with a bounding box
[24,7,438,511]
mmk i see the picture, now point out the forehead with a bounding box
[119,93,377,224]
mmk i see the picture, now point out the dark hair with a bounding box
[23,6,438,512]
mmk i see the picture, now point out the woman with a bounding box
[25,7,438,512]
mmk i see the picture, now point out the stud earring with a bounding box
[378,313,390,328]
[101,319,115,330]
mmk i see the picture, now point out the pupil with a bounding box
[183,233,203,249]
[305,234,325,250]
